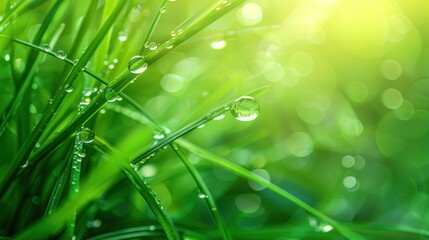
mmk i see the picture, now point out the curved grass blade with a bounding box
[176,139,365,240]
[4,0,248,194]
[93,136,181,240]
[0,0,128,196]
[0,0,65,138]
[171,145,232,240]
[140,0,169,54]
[131,85,270,165]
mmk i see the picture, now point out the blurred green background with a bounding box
[1,0,429,239]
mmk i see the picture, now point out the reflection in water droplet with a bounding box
[128,55,148,74]
[78,128,95,143]
[231,96,260,121]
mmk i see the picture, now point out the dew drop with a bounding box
[170,31,177,37]
[78,128,95,143]
[177,29,183,35]
[65,84,73,93]
[149,225,156,231]
[56,50,66,60]
[4,54,11,61]
[160,6,167,13]
[74,148,86,158]
[149,42,158,51]
[118,32,127,42]
[198,192,208,199]
[128,55,148,74]
[41,43,51,52]
[308,216,334,233]
[20,160,30,168]
[104,88,120,102]
[108,64,115,69]
[153,132,165,140]
[210,40,227,50]
[214,113,225,120]
[197,124,205,129]
[231,96,260,121]
[166,43,174,49]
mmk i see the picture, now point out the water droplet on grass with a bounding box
[128,55,148,74]
[198,192,208,199]
[65,84,73,93]
[56,50,66,60]
[74,148,86,158]
[160,7,167,13]
[118,32,127,42]
[149,42,158,51]
[214,113,225,120]
[78,128,95,143]
[104,88,120,102]
[211,40,227,49]
[153,132,165,140]
[41,43,51,52]
[149,225,156,231]
[231,96,260,121]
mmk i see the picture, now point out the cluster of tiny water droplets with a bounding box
[231,96,260,121]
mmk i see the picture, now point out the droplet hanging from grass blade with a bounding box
[231,96,260,121]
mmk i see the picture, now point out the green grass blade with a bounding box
[131,85,270,164]
[93,136,181,240]
[7,0,250,186]
[0,0,128,196]
[140,0,169,54]
[176,139,366,240]
[172,145,232,240]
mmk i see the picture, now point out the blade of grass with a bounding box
[130,85,270,164]
[13,0,250,190]
[93,136,181,240]
[140,0,169,54]
[171,144,232,240]
[176,139,366,240]
[0,0,128,196]
[0,0,65,138]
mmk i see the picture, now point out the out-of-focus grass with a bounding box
[1,0,429,239]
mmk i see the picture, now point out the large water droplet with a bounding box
[128,55,148,74]
[231,96,260,121]
[78,128,95,143]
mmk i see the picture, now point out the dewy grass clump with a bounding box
[1,0,428,239]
